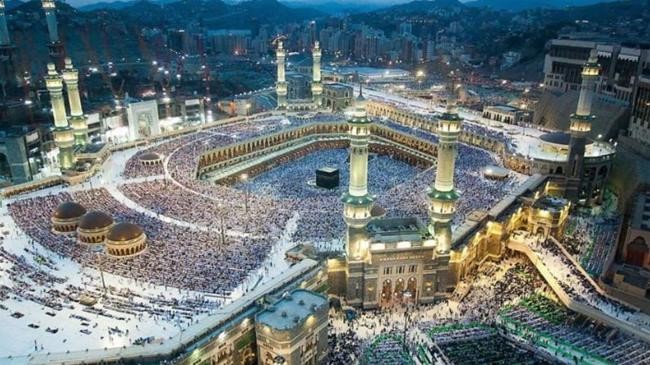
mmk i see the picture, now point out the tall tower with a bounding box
[0,0,18,98]
[275,40,288,109]
[62,58,88,146]
[342,86,373,304]
[428,85,462,253]
[45,63,74,169]
[42,0,65,70]
[311,41,322,108]
[566,50,599,203]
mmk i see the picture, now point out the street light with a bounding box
[218,203,226,245]
[91,244,107,293]
[241,173,249,214]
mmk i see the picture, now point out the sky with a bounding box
[63,0,433,8]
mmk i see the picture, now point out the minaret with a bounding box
[45,63,74,169]
[428,83,462,253]
[41,0,65,70]
[0,0,9,46]
[275,40,288,109]
[566,49,599,202]
[342,85,373,304]
[0,0,18,98]
[311,41,322,108]
[62,58,88,146]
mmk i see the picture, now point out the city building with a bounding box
[543,38,650,105]
[482,105,531,125]
[255,289,328,365]
[322,83,353,111]
[629,74,650,145]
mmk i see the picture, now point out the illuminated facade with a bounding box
[45,63,75,170]
[428,100,462,254]
[255,289,328,365]
[62,58,88,146]
[0,0,18,96]
[340,88,376,306]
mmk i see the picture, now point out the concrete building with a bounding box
[255,290,328,365]
[286,72,311,100]
[0,0,18,99]
[543,38,650,105]
[482,105,531,125]
[606,191,650,312]
[0,126,46,184]
[629,75,650,146]
[323,83,353,111]
[126,99,160,141]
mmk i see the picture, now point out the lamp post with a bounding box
[91,244,106,293]
[218,203,226,245]
[241,173,249,214]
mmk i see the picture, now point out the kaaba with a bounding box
[316,167,339,189]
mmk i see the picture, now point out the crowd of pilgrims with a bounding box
[8,189,274,295]
[114,112,520,249]
[502,295,650,365]
[5,112,524,303]
[328,255,650,364]
[0,228,220,351]
[327,257,549,364]
[524,233,650,328]
[5,111,603,359]
[561,214,621,276]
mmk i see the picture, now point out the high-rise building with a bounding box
[0,0,18,98]
[62,58,88,146]
[44,63,74,169]
[543,38,650,104]
[629,75,650,145]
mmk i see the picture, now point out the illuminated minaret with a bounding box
[45,63,74,169]
[342,85,373,303]
[0,0,18,98]
[0,0,9,46]
[62,58,88,146]
[42,0,65,70]
[275,40,288,109]
[428,84,462,253]
[566,49,599,202]
[311,41,322,107]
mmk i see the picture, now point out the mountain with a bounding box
[379,0,465,13]
[282,0,391,15]
[465,0,619,11]
[5,0,25,10]
[78,1,137,11]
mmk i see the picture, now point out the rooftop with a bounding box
[256,289,326,331]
